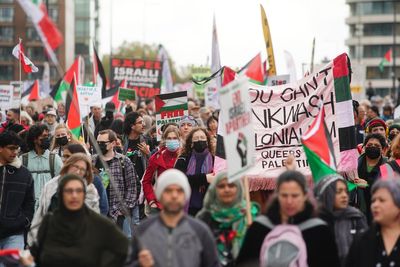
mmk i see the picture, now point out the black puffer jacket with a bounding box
[0,158,34,239]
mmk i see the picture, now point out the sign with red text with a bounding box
[111,58,163,99]
[155,91,188,140]
[219,77,255,182]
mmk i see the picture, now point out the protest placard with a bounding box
[155,91,188,140]
[110,58,162,99]
[118,87,136,101]
[219,77,255,182]
[0,85,14,110]
[77,85,101,118]
[192,67,210,100]
[266,74,290,86]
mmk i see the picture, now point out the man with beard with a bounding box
[130,169,219,267]
[0,108,24,134]
[21,124,63,210]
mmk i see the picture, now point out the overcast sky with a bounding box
[99,0,349,78]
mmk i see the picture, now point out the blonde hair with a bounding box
[50,123,80,151]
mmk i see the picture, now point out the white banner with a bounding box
[0,85,14,110]
[220,77,255,182]
[77,85,101,118]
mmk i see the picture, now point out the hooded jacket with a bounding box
[0,157,34,239]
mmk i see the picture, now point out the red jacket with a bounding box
[142,147,179,208]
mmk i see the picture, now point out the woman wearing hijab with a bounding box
[27,174,129,267]
[174,127,215,216]
[346,179,400,267]
[196,172,259,267]
[314,174,368,266]
[29,153,99,246]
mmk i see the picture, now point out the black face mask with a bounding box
[40,137,51,150]
[193,140,207,153]
[365,146,381,159]
[56,136,69,146]
[98,142,109,155]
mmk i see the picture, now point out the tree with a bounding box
[102,41,192,85]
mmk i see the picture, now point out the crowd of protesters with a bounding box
[0,94,398,267]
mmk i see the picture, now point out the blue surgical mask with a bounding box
[166,139,180,152]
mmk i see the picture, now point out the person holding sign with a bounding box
[174,128,214,216]
[142,127,181,212]
[197,172,259,267]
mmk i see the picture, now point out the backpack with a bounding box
[256,215,326,267]
[22,152,56,178]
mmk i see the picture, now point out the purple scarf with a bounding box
[186,149,213,175]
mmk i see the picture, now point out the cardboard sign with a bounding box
[267,74,290,86]
[219,77,255,182]
[77,85,102,119]
[192,67,211,100]
[155,91,188,141]
[118,87,136,101]
[111,58,163,99]
[0,85,14,110]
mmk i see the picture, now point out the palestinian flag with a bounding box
[333,53,359,176]
[50,56,81,102]
[379,48,392,72]
[12,40,39,73]
[93,44,107,96]
[17,0,63,66]
[22,79,40,101]
[222,66,236,85]
[301,106,337,183]
[65,73,81,138]
[155,91,188,114]
[239,53,267,85]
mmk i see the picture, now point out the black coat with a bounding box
[355,154,387,222]
[0,162,34,239]
[346,224,400,267]
[236,200,340,267]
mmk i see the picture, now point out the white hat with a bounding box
[90,102,102,108]
[46,110,57,117]
[155,169,191,200]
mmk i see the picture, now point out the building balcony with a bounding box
[346,14,396,24]
[345,36,398,45]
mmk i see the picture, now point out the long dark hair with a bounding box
[180,127,214,156]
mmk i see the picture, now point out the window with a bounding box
[48,7,58,22]
[0,27,13,41]
[75,20,90,37]
[75,0,90,17]
[0,47,12,61]
[0,7,14,22]
[351,2,394,15]
[0,65,13,80]
[75,43,89,55]
[26,47,46,61]
[366,66,400,80]
[364,45,400,58]
[26,27,40,41]
[363,23,399,36]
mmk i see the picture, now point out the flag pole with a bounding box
[19,38,22,124]
[242,176,253,226]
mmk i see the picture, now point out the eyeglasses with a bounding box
[63,188,84,195]
[135,120,145,125]
[5,146,20,152]
[70,164,87,175]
